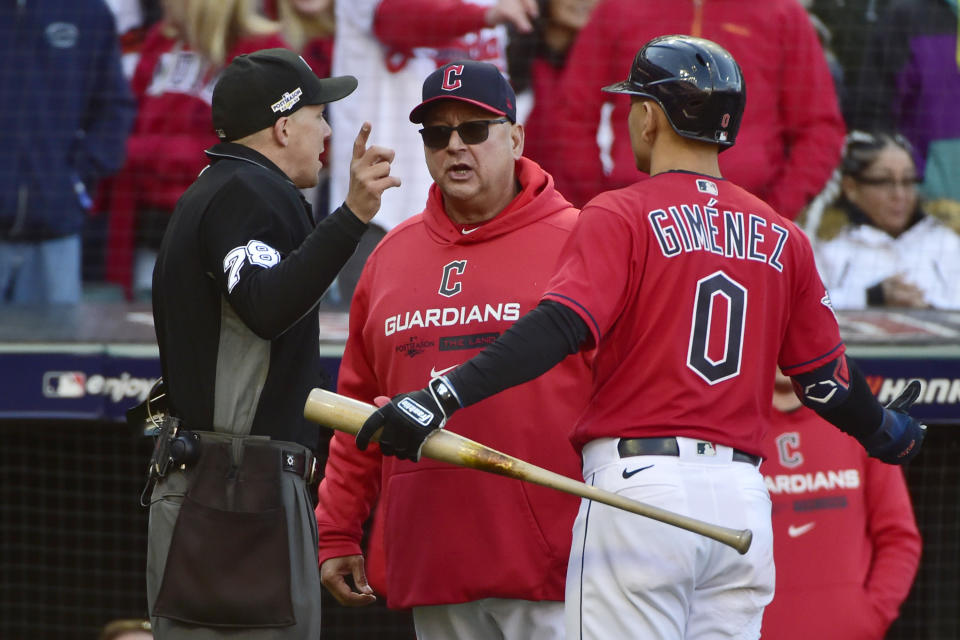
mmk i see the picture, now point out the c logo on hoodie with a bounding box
[439,260,467,297]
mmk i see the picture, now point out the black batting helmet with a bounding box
[603,35,746,149]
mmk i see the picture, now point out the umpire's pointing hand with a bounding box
[344,122,401,223]
[356,377,463,461]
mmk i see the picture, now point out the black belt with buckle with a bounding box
[282,450,319,484]
[617,437,761,465]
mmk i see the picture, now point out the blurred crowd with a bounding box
[1,0,958,309]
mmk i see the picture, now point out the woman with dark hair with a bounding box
[813,130,960,309]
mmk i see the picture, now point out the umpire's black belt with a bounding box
[282,450,319,484]
[617,437,761,465]
[191,431,319,483]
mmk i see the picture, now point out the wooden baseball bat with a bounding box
[304,388,753,555]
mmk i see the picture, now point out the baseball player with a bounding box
[148,49,398,638]
[316,60,593,639]
[352,36,927,639]
[761,369,921,639]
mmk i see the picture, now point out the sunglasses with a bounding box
[419,118,510,149]
[854,175,921,191]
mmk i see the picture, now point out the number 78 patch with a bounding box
[223,240,282,293]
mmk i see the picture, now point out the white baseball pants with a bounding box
[567,437,775,640]
[414,597,564,640]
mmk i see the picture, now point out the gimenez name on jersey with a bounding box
[649,204,789,272]
[384,302,521,337]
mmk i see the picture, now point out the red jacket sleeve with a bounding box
[315,433,383,564]
[862,459,922,633]
[762,3,846,218]
[553,0,621,207]
[373,0,489,50]
[315,273,385,565]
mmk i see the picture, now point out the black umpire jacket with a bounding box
[152,143,366,450]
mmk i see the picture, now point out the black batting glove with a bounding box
[356,376,462,461]
[859,380,927,464]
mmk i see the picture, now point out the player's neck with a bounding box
[649,139,721,179]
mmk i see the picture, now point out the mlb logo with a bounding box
[696,179,718,196]
[42,371,87,398]
[696,441,717,457]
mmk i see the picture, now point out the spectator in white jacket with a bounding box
[814,131,960,309]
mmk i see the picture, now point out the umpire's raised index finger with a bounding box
[353,122,372,160]
[363,145,396,165]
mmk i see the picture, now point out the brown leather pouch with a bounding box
[152,442,294,627]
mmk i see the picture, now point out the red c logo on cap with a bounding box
[442,65,464,91]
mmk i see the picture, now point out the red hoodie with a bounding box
[760,405,921,639]
[554,0,845,218]
[104,24,287,295]
[316,157,593,608]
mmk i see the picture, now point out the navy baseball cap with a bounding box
[212,48,358,142]
[409,60,516,123]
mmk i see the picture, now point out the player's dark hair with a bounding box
[840,130,915,178]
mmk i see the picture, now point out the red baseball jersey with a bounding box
[761,405,921,639]
[543,171,843,454]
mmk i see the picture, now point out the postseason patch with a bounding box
[271,87,303,113]
[696,179,719,196]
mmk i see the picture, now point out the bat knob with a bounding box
[734,529,753,555]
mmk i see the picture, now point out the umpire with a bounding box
[146,48,399,638]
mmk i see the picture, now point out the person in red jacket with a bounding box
[507,0,600,182]
[315,60,593,639]
[552,0,846,218]
[761,369,922,639]
[103,0,288,299]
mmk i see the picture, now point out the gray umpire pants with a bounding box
[146,433,322,639]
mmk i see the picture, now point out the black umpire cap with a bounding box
[212,48,358,142]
